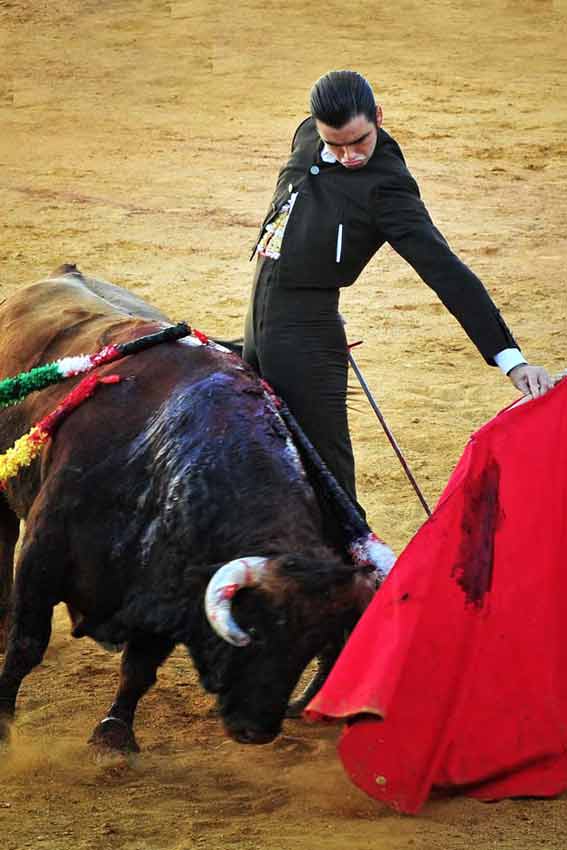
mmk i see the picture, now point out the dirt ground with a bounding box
[1,0,566,848]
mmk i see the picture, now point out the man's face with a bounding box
[315,105,383,169]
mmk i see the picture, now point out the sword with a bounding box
[347,341,432,517]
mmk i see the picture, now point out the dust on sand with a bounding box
[1,1,566,848]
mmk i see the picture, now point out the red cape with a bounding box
[306,379,567,813]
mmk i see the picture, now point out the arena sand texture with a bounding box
[1,1,566,848]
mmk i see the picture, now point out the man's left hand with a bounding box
[507,363,555,398]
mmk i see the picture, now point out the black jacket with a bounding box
[251,117,519,364]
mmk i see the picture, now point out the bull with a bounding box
[0,265,390,751]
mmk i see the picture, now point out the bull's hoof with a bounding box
[88,716,140,753]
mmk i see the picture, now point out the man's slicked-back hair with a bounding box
[310,70,377,128]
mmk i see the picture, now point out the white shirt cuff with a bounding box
[494,348,526,375]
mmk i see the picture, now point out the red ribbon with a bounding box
[37,373,121,435]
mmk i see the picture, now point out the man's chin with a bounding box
[342,160,367,169]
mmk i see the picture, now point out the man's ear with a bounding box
[376,104,384,128]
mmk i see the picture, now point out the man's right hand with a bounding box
[507,363,555,399]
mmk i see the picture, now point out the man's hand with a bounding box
[507,364,554,398]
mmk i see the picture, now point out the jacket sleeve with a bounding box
[373,174,520,364]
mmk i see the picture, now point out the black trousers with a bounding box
[243,255,357,502]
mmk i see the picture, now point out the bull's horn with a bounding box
[349,532,396,583]
[205,556,269,647]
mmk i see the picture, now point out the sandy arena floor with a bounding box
[1,1,566,848]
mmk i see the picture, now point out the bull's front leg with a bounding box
[89,634,174,753]
[0,500,20,653]
[286,637,345,718]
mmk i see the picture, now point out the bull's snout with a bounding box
[226,724,278,745]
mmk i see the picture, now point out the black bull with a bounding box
[0,266,377,750]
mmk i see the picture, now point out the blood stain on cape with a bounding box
[452,456,504,607]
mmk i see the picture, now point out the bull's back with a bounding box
[0,266,173,380]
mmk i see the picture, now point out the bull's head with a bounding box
[202,554,378,744]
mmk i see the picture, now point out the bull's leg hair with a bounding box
[0,500,19,653]
[89,634,175,753]
[0,542,57,739]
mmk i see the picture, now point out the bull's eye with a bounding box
[276,617,287,628]
[245,625,268,647]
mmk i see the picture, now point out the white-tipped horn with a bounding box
[205,556,269,646]
[349,532,396,584]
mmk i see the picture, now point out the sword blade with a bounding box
[348,351,432,517]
